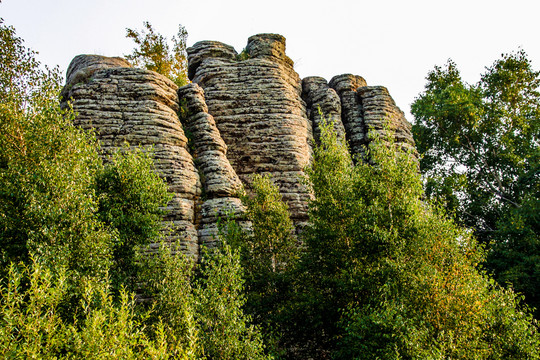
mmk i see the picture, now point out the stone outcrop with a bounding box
[177,83,246,247]
[187,34,313,227]
[62,34,415,256]
[302,76,346,144]
[329,74,369,156]
[62,55,201,257]
[357,86,415,153]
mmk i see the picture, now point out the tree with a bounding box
[291,120,540,358]
[95,147,171,293]
[0,20,268,358]
[0,17,172,297]
[125,21,189,87]
[411,51,540,316]
[0,19,182,358]
[226,174,299,356]
[194,244,269,360]
[0,17,113,286]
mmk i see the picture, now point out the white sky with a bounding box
[2,0,539,121]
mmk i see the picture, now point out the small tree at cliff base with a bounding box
[226,174,299,357]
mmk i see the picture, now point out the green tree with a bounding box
[1,20,268,358]
[95,147,171,292]
[194,243,270,360]
[125,21,189,87]
[293,120,540,358]
[226,174,298,356]
[0,18,112,287]
[411,51,540,316]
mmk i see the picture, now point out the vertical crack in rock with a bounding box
[62,55,201,258]
[329,74,368,157]
[301,76,346,145]
[178,83,248,247]
[187,34,313,228]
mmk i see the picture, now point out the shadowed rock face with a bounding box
[302,76,345,144]
[62,35,415,256]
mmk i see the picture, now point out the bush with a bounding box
[294,120,540,358]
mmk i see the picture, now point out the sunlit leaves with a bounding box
[125,21,189,87]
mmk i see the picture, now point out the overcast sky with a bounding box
[2,0,539,121]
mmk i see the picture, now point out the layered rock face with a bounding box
[187,34,313,226]
[62,34,415,255]
[62,55,201,257]
[177,83,246,247]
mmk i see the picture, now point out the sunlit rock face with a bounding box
[187,34,313,228]
[177,83,246,247]
[62,34,415,256]
[62,54,201,257]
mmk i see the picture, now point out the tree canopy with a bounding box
[0,19,267,359]
[412,51,540,317]
[125,21,189,87]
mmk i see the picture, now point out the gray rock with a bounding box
[189,34,313,227]
[329,74,368,157]
[302,76,345,144]
[357,86,416,153]
[178,83,246,247]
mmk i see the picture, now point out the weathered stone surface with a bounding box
[62,55,200,257]
[63,33,416,256]
[187,41,237,80]
[178,83,245,246]
[329,74,368,156]
[188,34,313,226]
[302,76,345,144]
[246,34,294,67]
[357,86,415,152]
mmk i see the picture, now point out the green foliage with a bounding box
[125,21,189,87]
[194,243,270,360]
[0,259,174,359]
[226,174,298,356]
[236,48,251,61]
[0,18,112,288]
[95,147,171,292]
[137,245,203,359]
[293,120,540,358]
[0,21,270,358]
[412,51,540,316]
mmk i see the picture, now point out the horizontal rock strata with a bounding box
[62,55,200,257]
[302,76,345,144]
[329,74,369,157]
[357,86,416,153]
[187,34,313,227]
[63,34,416,256]
[178,83,247,247]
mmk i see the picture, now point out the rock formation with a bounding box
[62,55,201,257]
[187,34,313,227]
[62,34,415,257]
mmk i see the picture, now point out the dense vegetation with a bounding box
[1,18,539,359]
[0,19,267,359]
[412,52,540,318]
